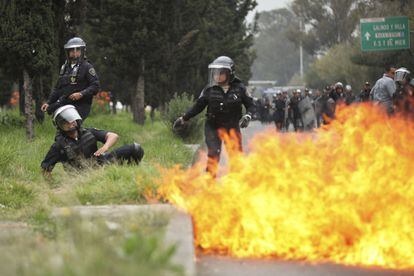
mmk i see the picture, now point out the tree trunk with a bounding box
[131,60,145,125]
[19,80,24,116]
[23,69,34,141]
[34,76,45,123]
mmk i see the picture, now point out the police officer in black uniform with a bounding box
[359,82,371,102]
[393,67,413,115]
[41,37,100,120]
[41,105,144,175]
[174,56,254,177]
[272,90,285,131]
[289,89,303,132]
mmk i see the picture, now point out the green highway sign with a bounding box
[360,16,410,51]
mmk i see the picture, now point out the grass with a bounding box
[0,214,183,276]
[0,108,196,275]
[0,109,194,220]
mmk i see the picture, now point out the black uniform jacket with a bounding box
[183,78,255,128]
[41,128,108,172]
[47,59,100,117]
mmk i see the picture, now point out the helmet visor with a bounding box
[395,69,410,82]
[66,47,85,63]
[54,106,82,131]
[208,67,230,87]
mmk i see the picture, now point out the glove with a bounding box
[173,117,185,130]
[46,97,72,115]
[239,114,251,128]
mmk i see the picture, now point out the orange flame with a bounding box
[157,104,414,270]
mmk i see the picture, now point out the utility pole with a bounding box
[299,19,304,79]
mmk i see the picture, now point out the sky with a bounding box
[247,0,292,22]
[255,0,292,12]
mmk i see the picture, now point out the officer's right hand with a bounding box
[42,169,52,180]
[41,103,49,112]
[173,117,185,130]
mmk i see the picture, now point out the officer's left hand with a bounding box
[94,146,109,157]
[239,114,251,128]
[69,92,83,101]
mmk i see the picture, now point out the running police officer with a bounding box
[174,56,254,177]
[41,105,144,176]
[41,37,100,120]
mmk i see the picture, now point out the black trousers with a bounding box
[100,143,144,165]
[74,103,92,121]
[204,122,242,177]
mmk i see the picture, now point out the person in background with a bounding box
[359,82,371,102]
[371,65,397,115]
[344,84,356,105]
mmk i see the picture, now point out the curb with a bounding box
[52,204,195,276]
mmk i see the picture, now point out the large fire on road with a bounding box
[157,104,414,270]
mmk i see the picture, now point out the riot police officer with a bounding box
[41,37,100,120]
[344,84,355,105]
[393,67,413,114]
[330,82,344,102]
[321,86,336,124]
[174,56,254,177]
[359,82,371,102]
[41,105,144,175]
[272,90,285,131]
[289,89,303,132]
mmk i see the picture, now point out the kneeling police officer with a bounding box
[41,105,144,175]
[174,56,254,177]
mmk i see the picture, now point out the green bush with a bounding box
[0,109,25,127]
[162,92,204,143]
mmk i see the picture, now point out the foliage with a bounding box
[162,93,204,143]
[350,0,414,80]
[0,0,59,76]
[90,91,112,115]
[84,0,257,110]
[0,110,193,221]
[0,109,25,127]
[251,8,313,84]
[0,215,183,276]
[288,0,414,91]
[288,0,367,55]
[304,42,371,89]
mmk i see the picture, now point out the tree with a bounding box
[84,0,257,124]
[304,41,371,90]
[288,0,367,54]
[251,8,313,85]
[351,0,414,78]
[0,0,59,139]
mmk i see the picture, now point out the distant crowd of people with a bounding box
[254,65,414,132]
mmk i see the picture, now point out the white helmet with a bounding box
[395,67,410,83]
[53,105,82,132]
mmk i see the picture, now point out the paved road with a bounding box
[217,120,272,168]
[197,255,413,276]
[198,121,413,276]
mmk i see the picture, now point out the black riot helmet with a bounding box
[53,105,82,132]
[207,56,235,87]
[64,37,86,63]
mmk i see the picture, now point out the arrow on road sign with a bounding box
[365,32,371,41]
